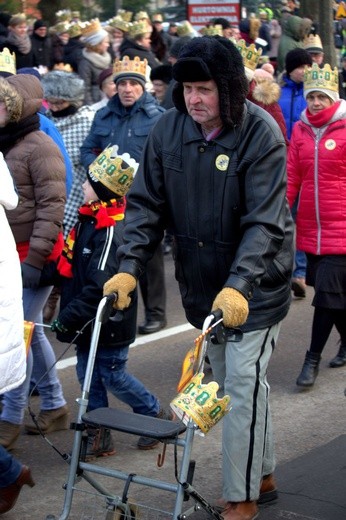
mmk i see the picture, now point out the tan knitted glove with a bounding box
[103,273,137,310]
[212,287,249,328]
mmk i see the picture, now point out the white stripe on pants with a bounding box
[207,323,281,502]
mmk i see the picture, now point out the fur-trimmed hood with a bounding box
[249,77,281,106]
[0,74,43,122]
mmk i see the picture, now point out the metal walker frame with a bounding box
[47,295,224,520]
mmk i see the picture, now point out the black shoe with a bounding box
[329,345,346,368]
[296,351,321,387]
[138,319,167,335]
[137,408,174,450]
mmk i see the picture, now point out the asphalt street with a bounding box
[3,253,346,520]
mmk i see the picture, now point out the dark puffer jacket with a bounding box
[1,74,66,268]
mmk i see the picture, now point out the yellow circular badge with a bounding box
[325,139,336,150]
[215,154,229,171]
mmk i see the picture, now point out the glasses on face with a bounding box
[46,99,68,108]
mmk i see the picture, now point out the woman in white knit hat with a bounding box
[77,19,112,105]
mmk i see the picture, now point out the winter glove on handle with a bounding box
[103,273,137,310]
[21,262,42,289]
[212,287,249,328]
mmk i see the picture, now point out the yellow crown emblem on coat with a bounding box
[170,373,231,434]
[236,39,262,72]
[128,20,151,38]
[304,63,339,93]
[89,145,138,198]
[81,18,102,37]
[113,55,148,80]
[0,48,16,76]
[200,24,223,36]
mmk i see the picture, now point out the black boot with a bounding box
[329,345,346,368]
[296,351,321,387]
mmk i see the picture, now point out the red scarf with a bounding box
[57,198,126,278]
[306,101,341,128]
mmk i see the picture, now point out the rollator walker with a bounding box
[46,294,240,520]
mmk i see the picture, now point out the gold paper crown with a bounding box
[89,145,138,198]
[108,15,131,33]
[176,21,194,37]
[113,55,147,81]
[303,33,323,52]
[117,9,133,22]
[134,11,149,21]
[128,20,151,38]
[53,21,70,35]
[0,48,16,76]
[53,62,73,72]
[81,18,102,37]
[304,63,339,94]
[200,24,223,36]
[236,39,263,71]
[55,9,72,22]
[68,22,83,38]
[170,373,231,434]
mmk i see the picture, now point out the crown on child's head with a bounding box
[304,63,339,93]
[55,9,72,22]
[81,18,102,37]
[200,24,223,36]
[236,39,263,72]
[170,373,231,434]
[88,145,138,198]
[0,48,16,76]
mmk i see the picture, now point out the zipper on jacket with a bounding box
[314,131,322,255]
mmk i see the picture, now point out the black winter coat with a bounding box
[117,101,294,331]
[57,215,137,349]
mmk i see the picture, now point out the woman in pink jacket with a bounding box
[287,63,346,388]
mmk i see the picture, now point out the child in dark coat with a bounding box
[51,145,172,457]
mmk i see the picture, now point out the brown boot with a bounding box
[43,286,61,324]
[24,404,70,434]
[221,501,259,520]
[0,465,35,514]
[258,473,278,504]
[0,420,21,450]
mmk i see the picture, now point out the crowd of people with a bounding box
[0,2,346,519]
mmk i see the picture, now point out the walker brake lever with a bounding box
[210,309,243,344]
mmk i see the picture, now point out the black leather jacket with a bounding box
[118,100,294,331]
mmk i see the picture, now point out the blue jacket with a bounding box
[278,75,307,141]
[39,113,73,195]
[80,91,165,168]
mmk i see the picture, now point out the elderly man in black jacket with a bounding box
[103,36,294,520]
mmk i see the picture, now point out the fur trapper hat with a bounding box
[172,36,248,128]
[41,71,85,107]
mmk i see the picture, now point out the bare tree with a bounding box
[299,0,337,67]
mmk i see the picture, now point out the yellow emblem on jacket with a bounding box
[215,154,229,171]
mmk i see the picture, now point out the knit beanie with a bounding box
[172,36,248,128]
[41,71,85,107]
[33,19,47,31]
[87,145,139,201]
[98,67,113,88]
[285,48,312,76]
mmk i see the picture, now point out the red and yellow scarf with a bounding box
[58,198,126,278]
